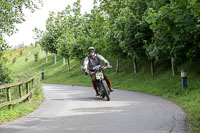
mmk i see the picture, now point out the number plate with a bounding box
[96,72,104,80]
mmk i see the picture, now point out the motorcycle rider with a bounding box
[83,46,114,96]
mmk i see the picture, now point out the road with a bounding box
[0,83,188,133]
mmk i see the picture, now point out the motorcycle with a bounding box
[86,65,112,101]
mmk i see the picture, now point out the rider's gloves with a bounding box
[105,63,111,69]
[85,70,89,75]
[107,65,112,69]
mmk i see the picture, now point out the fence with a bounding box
[0,76,35,109]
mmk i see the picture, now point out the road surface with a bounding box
[0,83,188,133]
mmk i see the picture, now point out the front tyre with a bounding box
[102,80,110,101]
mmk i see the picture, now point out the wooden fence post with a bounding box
[6,88,12,109]
[31,79,34,98]
[26,82,30,102]
[32,79,34,89]
[19,85,23,98]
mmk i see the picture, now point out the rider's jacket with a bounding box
[84,54,110,71]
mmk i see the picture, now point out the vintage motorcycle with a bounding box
[87,65,112,101]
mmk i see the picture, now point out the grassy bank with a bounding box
[2,46,200,132]
[0,46,44,124]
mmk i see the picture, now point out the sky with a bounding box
[5,0,94,47]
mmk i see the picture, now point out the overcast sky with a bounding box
[5,0,94,47]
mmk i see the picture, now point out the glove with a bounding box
[85,70,89,75]
[107,65,112,69]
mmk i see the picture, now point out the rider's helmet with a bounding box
[88,46,95,53]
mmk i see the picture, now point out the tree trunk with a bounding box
[67,57,70,72]
[171,57,177,76]
[151,59,155,76]
[63,58,65,65]
[40,48,41,54]
[116,57,119,74]
[133,56,138,74]
[54,53,57,64]
[46,51,48,63]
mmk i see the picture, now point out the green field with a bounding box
[1,46,200,132]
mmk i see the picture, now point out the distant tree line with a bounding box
[32,0,200,75]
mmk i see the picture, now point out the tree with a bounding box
[104,0,152,74]
[33,28,49,62]
[145,0,200,75]
[99,0,126,73]
[69,0,86,63]
[0,0,42,50]
[34,0,200,77]
[0,0,42,85]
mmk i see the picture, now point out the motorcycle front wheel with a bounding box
[101,80,110,101]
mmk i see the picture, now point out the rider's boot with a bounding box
[92,81,100,96]
[105,78,114,92]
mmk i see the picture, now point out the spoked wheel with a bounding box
[101,94,105,99]
[102,81,110,101]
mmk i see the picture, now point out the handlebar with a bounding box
[85,65,112,75]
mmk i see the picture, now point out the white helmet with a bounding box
[88,46,95,52]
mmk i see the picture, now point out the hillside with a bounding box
[0,46,44,124]
[3,46,200,132]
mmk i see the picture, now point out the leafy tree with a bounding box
[0,0,42,85]
[45,12,61,64]
[102,0,152,73]
[99,0,127,73]
[34,0,200,78]
[0,0,42,50]
[146,0,200,75]
[33,28,49,62]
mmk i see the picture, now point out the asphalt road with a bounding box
[0,83,188,133]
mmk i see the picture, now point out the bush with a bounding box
[34,52,39,62]
[20,50,23,56]
[25,58,28,62]
[0,57,11,85]
[12,57,17,64]
[2,57,8,63]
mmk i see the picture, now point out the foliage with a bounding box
[34,52,39,62]
[12,57,17,64]
[0,52,11,85]
[20,50,23,56]
[145,0,200,62]
[25,57,29,62]
[0,0,42,86]
[0,0,42,51]
[34,0,200,68]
